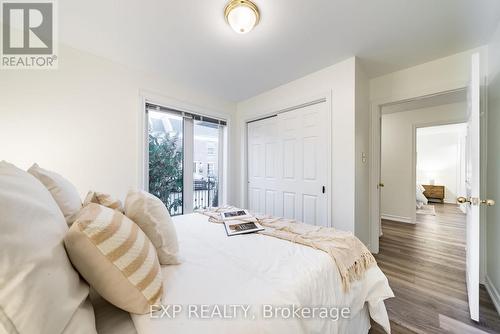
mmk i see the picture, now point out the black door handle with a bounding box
[322,186,325,194]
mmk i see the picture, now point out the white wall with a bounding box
[370,47,487,103]
[380,102,467,222]
[355,62,371,245]
[0,45,236,201]
[235,57,358,234]
[416,124,467,204]
[486,22,500,313]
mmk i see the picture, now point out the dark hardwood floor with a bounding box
[369,204,500,334]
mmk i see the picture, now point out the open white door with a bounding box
[462,52,481,322]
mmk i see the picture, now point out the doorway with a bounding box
[378,89,467,225]
[371,53,498,325]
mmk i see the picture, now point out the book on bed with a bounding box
[220,209,253,221]
[224,220,264,236]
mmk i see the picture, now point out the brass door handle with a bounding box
[378,183,385,188]
[481,199,496,206]
[458,197,496,206]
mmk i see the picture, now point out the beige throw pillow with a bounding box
[0,161,96,334]
[64,203,164,314]
[28,163,82,223]
[124,190,180,265]
[84,190,123,212]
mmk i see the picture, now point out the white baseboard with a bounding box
[485,275,500,316]
[380,214,414,224]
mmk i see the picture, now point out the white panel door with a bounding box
[464,53,481,321]
[247,116,281,217]
[247,101,329,226]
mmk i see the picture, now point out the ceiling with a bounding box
[59,0,500,102]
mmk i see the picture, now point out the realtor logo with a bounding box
[1,0,57,69]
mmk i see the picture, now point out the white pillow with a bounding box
[28,163,82,223]
[0,161,96,334]
[124,190,180,265]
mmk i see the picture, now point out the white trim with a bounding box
[138,95,148,191]
[183,117,194,213]
[380,214,414,224]
[243,91,333,226]
[479,77,488,285]
[485,275,500,316]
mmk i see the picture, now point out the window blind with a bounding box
[145,102,227,126]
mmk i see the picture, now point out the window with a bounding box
[146,103,226,216]
[207,144,216,156]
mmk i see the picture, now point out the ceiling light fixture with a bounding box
[224,0,260,34]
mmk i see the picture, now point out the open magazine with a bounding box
[220,209,253,221]
[223,220,264,236]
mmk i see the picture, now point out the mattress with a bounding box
[131,213,393,334]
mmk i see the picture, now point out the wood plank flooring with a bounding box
[369,204,500,334]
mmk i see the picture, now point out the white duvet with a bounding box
[132,213,394,334]
[416,184,428,209]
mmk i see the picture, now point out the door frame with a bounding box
[369,85,488,283]
[369,86,468,253]
[243,91,333,226]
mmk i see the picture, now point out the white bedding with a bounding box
[131,213,394,334]
[416,184,428,208]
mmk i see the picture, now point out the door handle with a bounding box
[457,197,496,206]
[378,183,385,188]
[481,199,496,206]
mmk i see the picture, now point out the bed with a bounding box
[416,184,429,209]
[119,213,394,334]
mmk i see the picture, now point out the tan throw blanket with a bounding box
[197,206,376,292]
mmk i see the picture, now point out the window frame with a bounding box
[141,96,228,215]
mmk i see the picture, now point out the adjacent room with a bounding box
[416,123,467,215]
[376,91,500,332]
[1,1,500,334]
[380,91,467,224]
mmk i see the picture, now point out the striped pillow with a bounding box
[83,190,123,212]
[64,203,163,314]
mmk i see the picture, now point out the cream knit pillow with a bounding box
[124,190,180,265]
[64,203,164,314]
[28,163,82,223]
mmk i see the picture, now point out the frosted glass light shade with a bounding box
[224,0,260,34]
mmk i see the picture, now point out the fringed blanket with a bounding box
[197,206,376,292]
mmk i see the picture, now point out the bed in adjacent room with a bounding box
[129,213,393,334]
[416,184,429,209]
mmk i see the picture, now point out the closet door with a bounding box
[247,101,329,226]
[247,116,281,216]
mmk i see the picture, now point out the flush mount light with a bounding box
[224,0,260,34]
